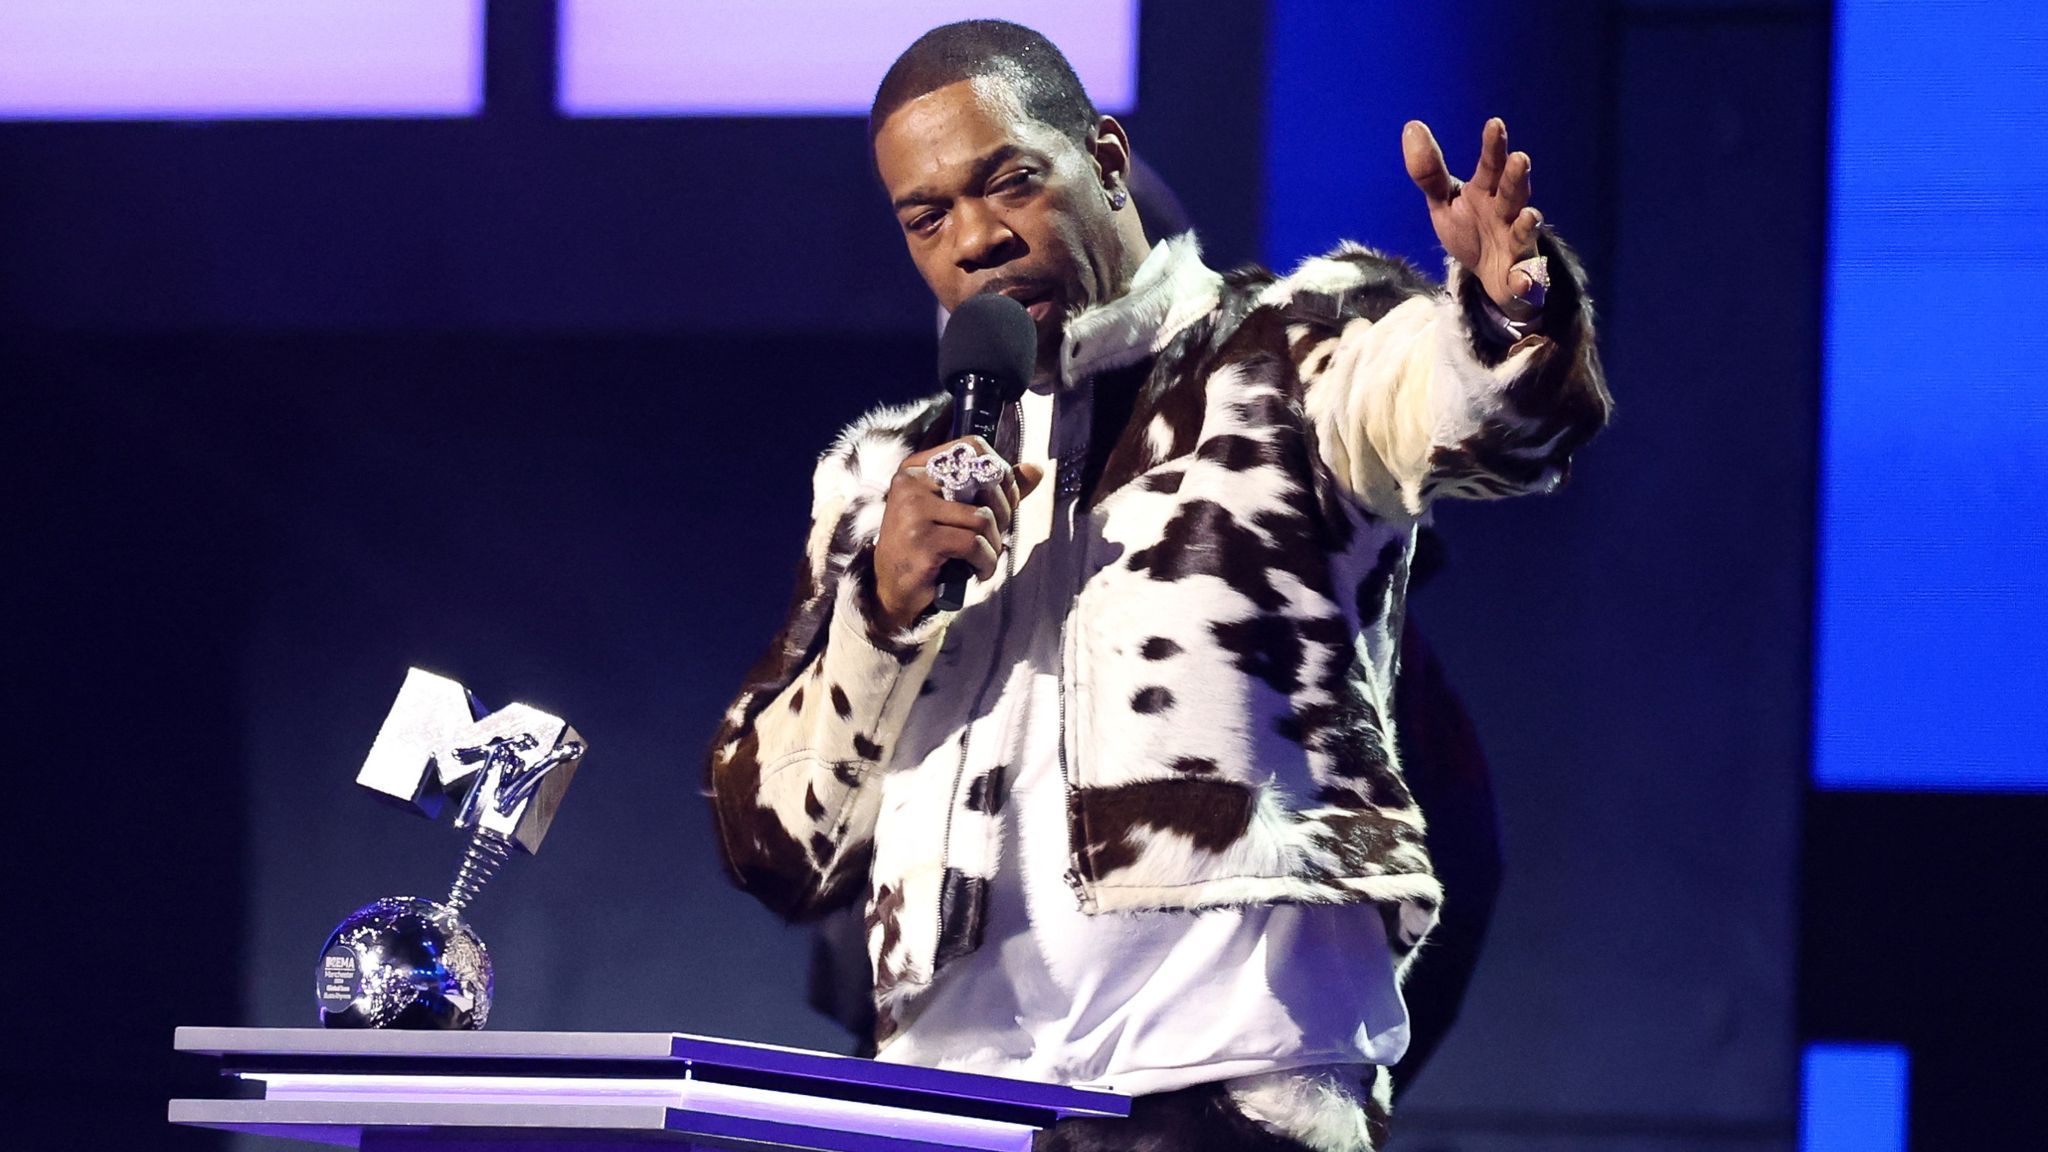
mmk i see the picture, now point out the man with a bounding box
[707,20,1608,1152]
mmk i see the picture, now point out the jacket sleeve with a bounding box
[1280,230,1610,518]
[704,412,947,922]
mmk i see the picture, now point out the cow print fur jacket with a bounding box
[707,230,1608,1053]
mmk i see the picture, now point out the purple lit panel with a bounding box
[559,0,1138,116]
[0,1,484,120]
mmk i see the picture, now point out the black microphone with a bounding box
[933,293,1037,612]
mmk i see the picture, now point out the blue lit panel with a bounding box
[559,0,1137,117]
[0,1,483,120]
[1260,2,1449,271]
[1800,1043,1907,1152]
[1816,0,2048,790]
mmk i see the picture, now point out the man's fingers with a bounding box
[997,467,1022,516]
[926,499,1003,556]
[897,442,1044,544]
[893,464,941,500]
[1499,150,1532,216]
[925,524,1000,582]
[969,534,999,581]
[1505,265,1534,302]
[1470,117,1508,194]
[1510,206,1544,255]
[1015,462,1046,499]
[978,476,1015,535]
[1403,121,1455,204]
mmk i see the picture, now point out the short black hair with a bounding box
[869,20,1099,147]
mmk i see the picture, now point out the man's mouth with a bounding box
[1004,288,1058,326]
[986,279,1060,326]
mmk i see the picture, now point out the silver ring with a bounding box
[1511,255,1549,309]
[925,442,1007,502]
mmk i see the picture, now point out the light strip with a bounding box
[0,0,484,121]
[558,0,1138,117]
[1814,0,2048,789]
[1799,1043,1907,1152]
[245,1073,1035,1152]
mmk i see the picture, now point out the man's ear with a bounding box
[1089,115,1135,196]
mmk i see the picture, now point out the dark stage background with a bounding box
[8,3,2037,1151]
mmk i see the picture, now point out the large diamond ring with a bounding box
[925,441,1007,502]
[1511,255,1549,310]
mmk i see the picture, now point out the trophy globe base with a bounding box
[316,895,494,1030]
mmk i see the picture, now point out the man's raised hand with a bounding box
[872,437,1045,634]
[1403,117,1545,319]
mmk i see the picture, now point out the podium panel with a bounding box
[170,1028,1129,1152]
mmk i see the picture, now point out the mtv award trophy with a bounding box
[314,668,587,1030]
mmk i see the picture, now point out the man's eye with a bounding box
[992,170,1038,195]
[907,211,942,236]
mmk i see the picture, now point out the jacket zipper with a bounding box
[1058,608,1083,902]
[932,398,1027,964]
[1055,380,1089,904]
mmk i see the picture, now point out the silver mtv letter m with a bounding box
[355,668,586,855]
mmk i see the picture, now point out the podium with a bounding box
[169,1028,1129,1152]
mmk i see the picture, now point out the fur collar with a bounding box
[1059,231,1222,387]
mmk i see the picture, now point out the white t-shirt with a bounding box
[876,383,1411,1096]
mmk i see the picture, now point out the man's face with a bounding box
[873,79,1126,369]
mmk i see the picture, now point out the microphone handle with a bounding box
[934,373,1005,612]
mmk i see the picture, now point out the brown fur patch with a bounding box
[1072,779,1256,880]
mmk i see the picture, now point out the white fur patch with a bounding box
[1062,232,1222,385]
[812,396,936,522]
[1257,240,1393,307]
[1227,1064,1380,1152]
[1144,412,1176,461]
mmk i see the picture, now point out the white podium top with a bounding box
[170,1026,1128,1152]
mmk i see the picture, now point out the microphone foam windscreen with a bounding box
[939,293,1038,391]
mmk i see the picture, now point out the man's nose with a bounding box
[952,199,1023,272]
